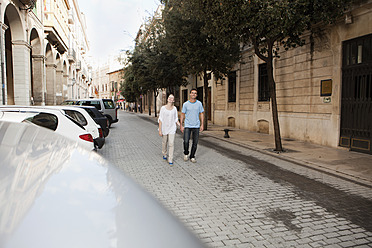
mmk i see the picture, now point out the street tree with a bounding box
[186,0,352,151]
[139,18,187,117]
[161,0,241,130]
[120,63,142,112]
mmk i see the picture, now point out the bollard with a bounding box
[224,129,230,138]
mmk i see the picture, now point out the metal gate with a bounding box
[340,34,372,154]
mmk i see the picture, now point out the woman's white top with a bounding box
[159,106,178,135]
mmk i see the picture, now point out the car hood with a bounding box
[0,121,204,248]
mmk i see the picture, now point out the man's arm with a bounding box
[180,112,185,133]
[199,112,204,132]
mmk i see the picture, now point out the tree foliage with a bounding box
[120,63,141,104]
[121,16,187,116]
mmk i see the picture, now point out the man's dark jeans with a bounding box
[183,128,200,159]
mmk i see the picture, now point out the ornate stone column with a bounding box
[45,63,57,105]
[63,73,69,101]
[56,69,63,104]
[12,40,31,105]
[31,54,45,105]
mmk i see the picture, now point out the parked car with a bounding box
[61,99,77,105]
[0,106,94,150]
[75,98,118,127]
[76,105,110,137]
[46,106,105,149]
[0,121,205,248]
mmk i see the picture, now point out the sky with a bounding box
[78,0,161,66]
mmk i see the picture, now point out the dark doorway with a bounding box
[340,34,372,154]
[182,89,188,104]
[197,86,203,103]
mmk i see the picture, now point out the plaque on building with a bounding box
[320,79,332,96]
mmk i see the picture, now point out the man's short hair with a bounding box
[190,88,197,93]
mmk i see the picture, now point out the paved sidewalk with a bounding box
[135,111,372,188]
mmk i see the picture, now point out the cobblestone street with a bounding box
[99,111,372,248]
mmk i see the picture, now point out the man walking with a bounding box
[180,89,204,163]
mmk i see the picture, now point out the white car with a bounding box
[45,105,105,149]
[0,106,94,150]
[0,121,205,248]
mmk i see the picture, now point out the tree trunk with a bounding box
[267,44,283,152]
[154,89,158,117]
[203,70,208,131]
[148,92,152,116]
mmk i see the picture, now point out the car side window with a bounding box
[103,100,115,109]
[64,110,87,126]
[24,113,58,131]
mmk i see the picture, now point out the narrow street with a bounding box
[99,111,372,248]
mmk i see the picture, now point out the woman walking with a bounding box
[158,94,180,166]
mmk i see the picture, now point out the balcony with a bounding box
[68,48,76,62]
[82,68,88,79]
[75,61,81,71]
[68,10,75,25]
[80,43,86,54]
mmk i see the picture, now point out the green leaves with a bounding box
[123,14,186,98]
[162,0,241,77]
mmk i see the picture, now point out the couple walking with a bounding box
[158,89,204,166]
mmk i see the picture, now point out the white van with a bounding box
[75,98,118,127]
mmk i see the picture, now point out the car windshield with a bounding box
[61,100,75,105]
[103,100,115,109]
[89,108,105,117]
[77,100,101,110]
[84,108,96,119]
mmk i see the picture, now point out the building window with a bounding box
[258,63,270,101]
[228,71,236,102]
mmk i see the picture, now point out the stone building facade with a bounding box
[90,63,110,99]
[107,68,123,101]
[0,0,90,106]
[211,1,372,154]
